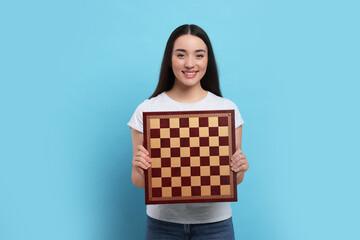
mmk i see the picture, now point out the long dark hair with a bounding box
[149,24,222,99]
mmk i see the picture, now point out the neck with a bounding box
[166,82,207,103]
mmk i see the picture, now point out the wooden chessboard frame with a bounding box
[143,110,237,205]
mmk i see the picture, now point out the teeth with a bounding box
[184,72,196,75]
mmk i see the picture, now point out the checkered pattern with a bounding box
[144,111,237,204]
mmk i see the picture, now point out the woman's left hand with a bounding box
[230,148,249,173]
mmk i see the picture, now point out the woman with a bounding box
[128,24,249,239]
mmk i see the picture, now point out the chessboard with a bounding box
[143,110,237,205]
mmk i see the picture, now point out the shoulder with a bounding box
[134,92,166,112]
[207,92,238,108]
[147,92,166,106]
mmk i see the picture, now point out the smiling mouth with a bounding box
[182,71,198,78]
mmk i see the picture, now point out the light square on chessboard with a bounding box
[150,118,160,129]
[200,166,211,176]
[209,137,219,146]
[201,186,211,196]
[151,158,161,168]
[151,178,162,188]
[218,127,229,137]
[210,175,221,185]
[199,127,209,137]
[162,187,172,197]
[180,128,190,138]
[189,117,199,127]
[191,176,201,186]
[210,156,220,166]
[161,168,172,177]
[190,157,200,166]
[181,186,192,196]
[181,167,191,176]
[161,148,170,158]
[180,147,190,157]
[169,118,179,128]
[170,138,180,147]
[160,128,170,138]
[220,185,231,195]
[171,157,181,167]
[220,165,230,175]
[219,146,229,156]
[151,138,161,148]
[172,177,182,187]
[189,137,199,147]
[208,117,218,127]
[200,147,210,156]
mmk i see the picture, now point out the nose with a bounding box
[185,57,195,68]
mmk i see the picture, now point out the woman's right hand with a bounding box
[132,145,152,175]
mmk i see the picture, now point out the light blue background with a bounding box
[1,0,359,239]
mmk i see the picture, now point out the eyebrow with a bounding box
[174,49,206,53]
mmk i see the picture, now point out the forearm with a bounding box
[131,168,145,188]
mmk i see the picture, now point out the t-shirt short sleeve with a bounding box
[127,100,148,133]
[225,99,244,128]
[234,104,244,128]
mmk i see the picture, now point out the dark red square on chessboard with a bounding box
[143,110,237,205]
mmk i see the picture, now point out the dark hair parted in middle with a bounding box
[149,24,222,99]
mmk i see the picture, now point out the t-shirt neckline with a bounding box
[163,91,210,105]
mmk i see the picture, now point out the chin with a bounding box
[180,79,201,88]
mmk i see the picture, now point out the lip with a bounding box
[182,71,198,79]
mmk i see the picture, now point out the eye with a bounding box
[176,54,185,58]
[196,54,204,58]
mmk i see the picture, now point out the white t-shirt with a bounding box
[127,91,244,224]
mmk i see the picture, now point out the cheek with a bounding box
[171,58,181,70]
[201,59,208,71]
[201,56,208,67]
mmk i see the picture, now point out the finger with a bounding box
[133,159,149,170]
[237,159,248,167]
[232,165,248,173]
[230,154,246,165]
[238,164,249,172]
[231,165,240,172]
[231,159,248,170]
[137,145,149,155]
[232,154,246,164]
[231,148,243,160]
[133,156,151,168]
[235,160,249,171]
[136,151,152,162]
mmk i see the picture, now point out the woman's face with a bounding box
[171,35,208,88]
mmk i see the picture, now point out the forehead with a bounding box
[173,35,207,51]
